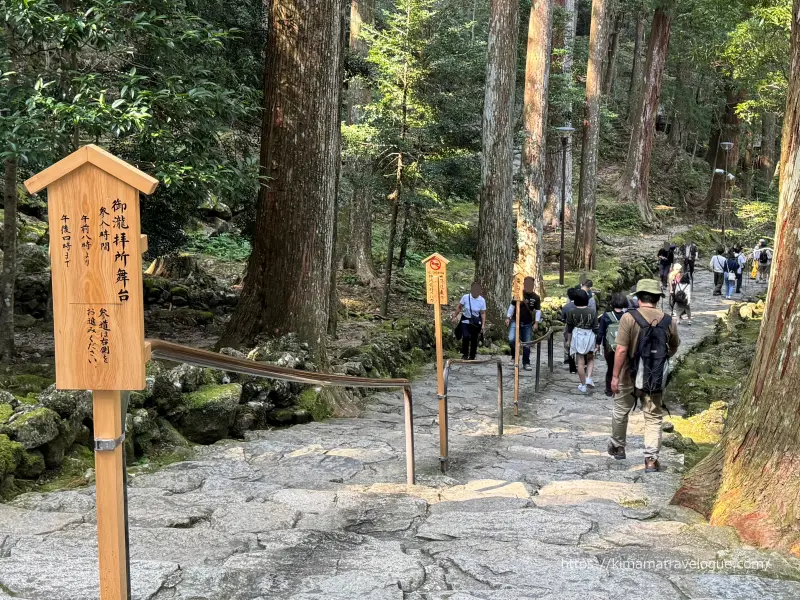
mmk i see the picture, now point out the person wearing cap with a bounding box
[608,279,680,473]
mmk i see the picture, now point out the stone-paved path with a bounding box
[2,270,799,600]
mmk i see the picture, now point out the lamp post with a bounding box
[555,125,575,285]
[720,141,734,248]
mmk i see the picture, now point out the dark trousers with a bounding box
[604,348,615,394]
[736,271,743,293]
[684,259,695,276]
[713,272,724,295]
[659,264,669,286]
[461,323,481,359]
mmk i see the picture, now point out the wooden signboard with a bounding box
[25,145,157,391]
[25,145,158,600]
[424,252,449,305]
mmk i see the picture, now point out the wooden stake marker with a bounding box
[25,145,158,600]
[422,252,449,471]
[513,274,522,416]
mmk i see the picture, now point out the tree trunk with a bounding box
[701,87,745,216]
[219,0,346,355]
[574,0,608,270]
[397,201,412,269]
[602,12,622,98]
[543,0,576,230]
[0,158,18,361]
[759,112,778,187]
[627,7,646,124]
[614,7,672,225]
[517,0,552,296]
[344,185,378,285]
[476,0,519,329]
[739,130,753,200]
[347,0,375,124]
[674,3,800,555]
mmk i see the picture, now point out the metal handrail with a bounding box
[514,328,558,412]
[440,357,504,473]
[146,338,416,486]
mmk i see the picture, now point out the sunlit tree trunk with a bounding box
[627,7,646,124]
[219,0,346,355]
[517,0,552,296]
[614,7,672,225]
[544,0,576,230]
[344,184,378,285]
[674,3,800,555]
[701,87,745,216]
[759,112,778,187]
[574,0,608,270]
[476,0,519,328]
[347,0,375,124]
[739,130,753,200]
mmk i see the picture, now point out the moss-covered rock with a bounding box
[150,308,214,325]
[177,384,241,444]
[0,434,24,479]
[16,243,50,275]
[662,431,699,453]
[2,374,54,397]
[17,450,46,479]
[296,388,331,422]
[5,408,61,450]
[0,403,13,424]
[38,385,93,420]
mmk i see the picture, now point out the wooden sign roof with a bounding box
[421,252,450,266]
[24,144,159,195]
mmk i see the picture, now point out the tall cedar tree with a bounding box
[759,111,778,185]
[673,0,800,555]
[701,86,745,216]
[219,0,346,353]
[543,0,577,229]
[517,0,553,295]
[615,6,673,225]
[627,7,647,123]
[574,0,608,270]
[476,0,519,327]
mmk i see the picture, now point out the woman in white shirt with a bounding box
[452,282,487,360]
[672,273,692,324]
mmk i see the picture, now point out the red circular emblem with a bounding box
[430,258,441,271]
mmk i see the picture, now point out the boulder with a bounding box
[166,364,224,394]
[0,434,24,479]
[177,384,241,444]
[13,314,39,329]
[38,385,92,421]
[40,413,83,468]
[131,408,161,455]
[16,243,50,275]
[0,403,13,424]
[5,408,61,450]
[16,450,46,479]
[198,196,233,221]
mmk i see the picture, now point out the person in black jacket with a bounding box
[596,293,628,397]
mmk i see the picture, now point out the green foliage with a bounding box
[185,232,252,261]
[596,199,644,233]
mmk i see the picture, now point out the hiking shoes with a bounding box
[645,457,660,473]
[607,441,626,460]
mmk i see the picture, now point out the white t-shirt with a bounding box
[460,294,487,321]
[710,255,726,273]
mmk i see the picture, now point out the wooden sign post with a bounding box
[422,253,449,472]
[25,145,158,600]
[513,274,522,416]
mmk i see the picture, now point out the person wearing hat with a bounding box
[608,279,680,473]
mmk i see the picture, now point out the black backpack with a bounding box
[673,286,688,304]
[629,310,672,394]
[759,250,769,264]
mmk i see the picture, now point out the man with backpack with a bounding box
[683,240,698,277]
[608,279,680,473]
[506,276,542,371]
[709,247,727,296]
[753,240,773,284]
[597,293,628,397]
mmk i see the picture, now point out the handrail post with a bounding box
[496,359,503,435]
[548,332,554,373]
[403,386,415,486]
[440,360,451,473]
[535,340,542,392]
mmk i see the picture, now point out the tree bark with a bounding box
[543,0,576,230]
[701,87,745,216]
[219,0,346,355]
[759,112,778,187]
[574,0,608,270]
[397,201,412,269]
[0,158,18,361]
[614,7,672,225]
[627,7,647,124]
[343,184,378,285]
[602,11,622,98]
[347,0,375,124]
[739,129,753,201]
[517,0,552,296]
[476,0,519,328]
[674,3,800,555]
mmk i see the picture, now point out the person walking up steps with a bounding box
[672,273,692,325]
[566,290,598,393]
[735,245,746,294]
[753,239,773,284]
[657,244,672,288]
[608,279,680,473]
[710,247,727,296]
[559,288,579,374]
[597,293,628,397]
[683,240,698,277]
[724,251,738,299]
[452,282,486,360]
[506,276,541,371]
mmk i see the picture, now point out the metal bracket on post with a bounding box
[94,433,126,452]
